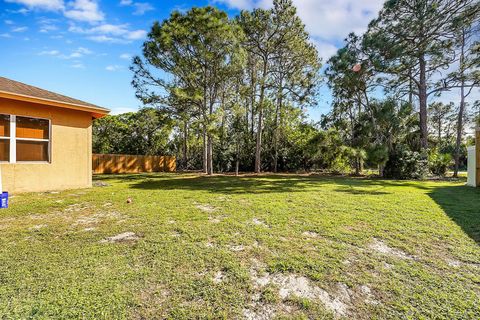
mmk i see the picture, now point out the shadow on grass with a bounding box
[95,173,479,243]
[124,174,398,195]
[428,185,480,245]
[130,174,337,194]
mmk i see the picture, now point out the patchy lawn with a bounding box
[0,174,479,319]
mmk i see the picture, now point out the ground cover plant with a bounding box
[0,173,479,319]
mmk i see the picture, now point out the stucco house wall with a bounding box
[0,97,94,193]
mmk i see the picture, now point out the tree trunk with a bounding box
[207,134,213,175]
[207,99,214,176]
[183,119,188,170]
[202,126,207,174]
[418,55,428,149]
[255,62,268,174]
[255,87,264,173]
[273,91,282,173]
[454,29,467,178]
[235,146,240,176]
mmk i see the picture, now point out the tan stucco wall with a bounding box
[0,97,93,193]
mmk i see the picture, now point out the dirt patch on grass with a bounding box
[29,224,47,231]
[252,218,269,228]
[369,238,414,260]
[205,242,215,248]
[229,244,246,252]
[302,231,320,238]
[243,304,278,320]
[196,204,217,213]
[71,211,124,229]
[64,203,92,213]
[248,259,381,318]
[212,271,225,284]
[249,263,348,317]
[100,232,139,243]
[209,216,225,224]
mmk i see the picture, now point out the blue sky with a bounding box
[5,0,463,122]
[0,0,389,119]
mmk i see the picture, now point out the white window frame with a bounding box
[0,113,51,164]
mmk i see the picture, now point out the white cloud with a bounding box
[132,2,153,15]
[120,0,153,15]
[5,0,64,11]
[39,49,60,55]
[76,47,92,55]
[38,17,59,32]
[120,53,131,60]
[39,24,58,32]
[65,47,92,58]
[216,0,383,39]
[12,26,28,32]
[64,0,104,23]
[105,65,122,71]
[71,63,85,68]
[87,35,128,43]
[0,33,12,38]
[4,20,14,25]
[216,0,384,61]
[313,40,338,62]
[38,47,93,59]
[69,23,146,43]
[124,29,146,40]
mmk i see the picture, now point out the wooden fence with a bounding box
[92,154,176,174]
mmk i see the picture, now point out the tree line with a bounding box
[93,0,480,178]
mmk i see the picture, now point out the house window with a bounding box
[0,114,51,163]
[16,116,50,162]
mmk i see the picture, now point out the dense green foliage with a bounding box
[93,108,173,155]
[323,0,479,178]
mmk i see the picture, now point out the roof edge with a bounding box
[0,90,110,119]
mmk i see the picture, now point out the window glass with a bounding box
[16,116,49,139]
[0,114,9,137]
[16,140,49,162]
[0,139,9,161]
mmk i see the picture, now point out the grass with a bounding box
[0,173,479,319]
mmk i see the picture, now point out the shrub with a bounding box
[383,145,428,179]
[428,150,452,176]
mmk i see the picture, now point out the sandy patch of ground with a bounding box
[100,232,138,243]
[369,238,414,260]
[73,211,124,227]
[247,258,380,318]
[196,204,216,213]
[29,224,47,231]
[229,245,246,252]
[212,271,225,284]
[302,231,320,238]
[209,216,223,224]
[252,218,269,228]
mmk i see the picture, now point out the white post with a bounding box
[10,115,16,164]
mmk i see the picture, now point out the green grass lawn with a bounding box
[0,174,479,319]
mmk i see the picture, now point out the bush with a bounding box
[428,150,452,176]
[383,145,428,180]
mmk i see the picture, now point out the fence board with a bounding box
[93,154,176,174]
